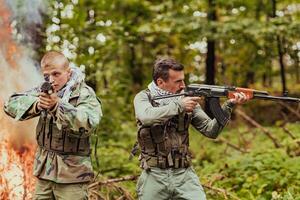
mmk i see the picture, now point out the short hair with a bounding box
[41,51,69,70]
[153,57,184,84]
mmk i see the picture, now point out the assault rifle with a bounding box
[40,75,54,95]
[40,75,54,116]
[152,84,300,126]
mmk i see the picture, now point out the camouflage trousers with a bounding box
[34,178,88,200]
[136,167,206,200]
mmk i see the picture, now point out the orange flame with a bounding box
[0,0,20,68]
[0,0,39,199]
[0,140,36,200]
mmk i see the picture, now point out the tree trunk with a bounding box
[245,71,254,86]
[205,0,217,85]
[277,36,287,93]
[294,52,300,83]
[271,0,287,93]
[205,0,217,118]
[206,41,215,85]
[129,44,143,88]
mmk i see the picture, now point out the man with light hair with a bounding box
[4,51,102,199]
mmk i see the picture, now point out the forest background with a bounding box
[4,0,300,199]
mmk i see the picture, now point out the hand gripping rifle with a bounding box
[40,75,54,117]
[152,84,300,126]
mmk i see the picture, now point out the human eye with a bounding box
[52,72,60,77]
[43,74,50,81]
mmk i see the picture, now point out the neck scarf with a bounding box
[57,66,85,102]
[147,81,181,106]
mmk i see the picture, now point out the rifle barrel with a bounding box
[254,94,300,102]
[151,85,300,103]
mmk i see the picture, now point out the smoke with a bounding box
[0,1,46,198]
[5,0,46,24]
[4,0,47,45]
[0,0,45,147]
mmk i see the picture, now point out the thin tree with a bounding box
[205,0,217,85]
[271,0,287,94]
[205,0,217,118]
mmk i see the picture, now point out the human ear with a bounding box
[66,67,72,78]
[156,78,165,87]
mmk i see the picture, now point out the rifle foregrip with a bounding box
[208,97,230,126]
[228,88,254,99]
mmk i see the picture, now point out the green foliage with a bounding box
[191,123,300,199]
[203,150,300,199]
[91,121,300,199]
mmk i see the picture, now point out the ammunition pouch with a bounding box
[135,89,193,169]
[36,116,91,156]
[36,93,91,156]
[137,114,192,169]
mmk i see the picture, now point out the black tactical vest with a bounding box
[36,88,90,156]
[137,90,193,169]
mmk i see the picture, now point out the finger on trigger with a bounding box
[191,97,201,101]
[39,92,47,97]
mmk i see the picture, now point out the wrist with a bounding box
[34,101,41,114]
[49,102,58,113]
[225,100,236,108]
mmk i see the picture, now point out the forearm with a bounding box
[193,117,223,139]
[53,99,102,136]
[4,93,39,120]
[221,100,235,117]
[192,101,234,139]
[134,91,184,125]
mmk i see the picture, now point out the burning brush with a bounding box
[0,0,43,199]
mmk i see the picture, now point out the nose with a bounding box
[49,75,55,84]
[180,81,185,89]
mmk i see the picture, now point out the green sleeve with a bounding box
[191,100,234,139]
[4,88,39,121]
[133,90,184,126]
[54,86,102,136]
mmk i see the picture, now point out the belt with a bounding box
[145,155,191,169]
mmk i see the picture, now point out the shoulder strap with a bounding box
[129,89,152,161]
[144,89,159,107]
[144,88,152,101]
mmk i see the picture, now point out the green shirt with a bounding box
[134,90,234,139]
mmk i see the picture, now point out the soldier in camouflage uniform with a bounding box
[133,58,249,200]
[4,51,102,200]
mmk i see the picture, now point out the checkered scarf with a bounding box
[147,81,181,106]
[57,66,85,102]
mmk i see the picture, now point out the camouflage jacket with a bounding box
[4,81,102,183]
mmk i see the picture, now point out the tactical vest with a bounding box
[137,90,193,169]
[36,88,91,156]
